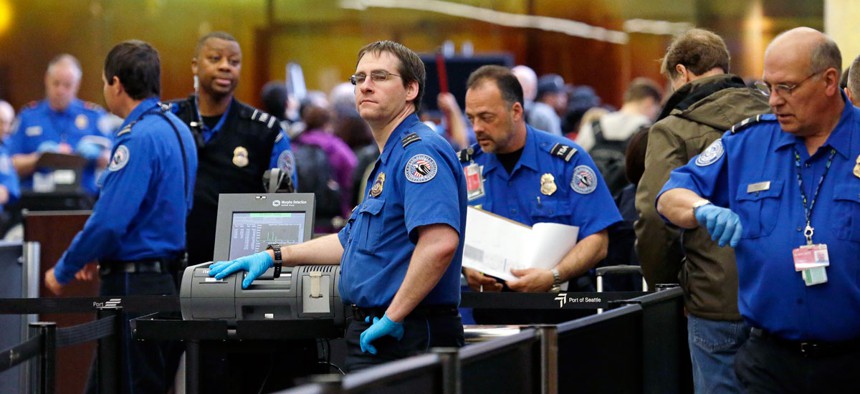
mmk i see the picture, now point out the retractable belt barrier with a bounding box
[0,295,180,314]
[460,291,647,310]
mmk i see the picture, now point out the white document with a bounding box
[462,206,578,281]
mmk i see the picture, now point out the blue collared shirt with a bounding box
[338,114,467,308]
[53,98,198,284]
[660,101,860,342]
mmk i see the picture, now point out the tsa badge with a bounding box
[540,173,557,196]
[75,114,89,130]
[370,172,385,197]
[570,165,597,194]
[232,146,249,167]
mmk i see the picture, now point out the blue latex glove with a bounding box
[359,314,404,355]
[75,141,104,161]
[208,251,273,289]
[37,141,60,153]
[694,204,743,248]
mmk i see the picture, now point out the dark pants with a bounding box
[87,270,183,394]
[735,330,860,394]
[344,312,464,372]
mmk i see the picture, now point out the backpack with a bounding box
[292,142,343,225]
[588,119,630,197]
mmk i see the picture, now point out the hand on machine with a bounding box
[208,251,273,289]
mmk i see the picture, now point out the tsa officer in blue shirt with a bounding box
[9,54,112,196]
[209,40,467,371]
[657,28,860,393]
[0,101,20,214]
[460,66,621,302]
[44,41,197,393]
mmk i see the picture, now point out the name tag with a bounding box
[25,126,42,137]
[746,181,771,193]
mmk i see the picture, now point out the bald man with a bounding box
[0,101,20,216]
[657,27,860,392]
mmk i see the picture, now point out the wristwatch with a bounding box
[550,268,562,293]
[692,199,712,216]
[267,244,282,278]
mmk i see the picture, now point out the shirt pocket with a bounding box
[356,198,385,252]
[734,180,783,239]
[530,198,571,223]
[832,183,860,242]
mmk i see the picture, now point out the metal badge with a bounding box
[746,181,771,193]
[540,173,557,196]
[232,146,249,167]
[854,155,860,179]
[75,114,88,130]
[370,172,385,197]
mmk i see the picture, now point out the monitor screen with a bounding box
[228,212,307,260]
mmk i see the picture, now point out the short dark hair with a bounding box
[196,31,238,57]
[623,78,662,104]
[104,40,160,100]
[466,65,524,107]
[661,28,730,80]
[356,41,425,112]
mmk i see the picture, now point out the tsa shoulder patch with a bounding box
[108,145,130,171]
[695,138,724,167]
[405,153,438,183]
[278,150,295,177]
[570,165,597,194]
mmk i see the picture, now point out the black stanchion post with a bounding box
[97,305,122,394]
[29,322,56,394]
[535,325,558,394]
[186,340,199,394]
[433,347,460,394]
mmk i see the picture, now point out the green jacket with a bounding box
[634,74,770,320]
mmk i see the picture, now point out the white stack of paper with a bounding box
[462,206,578,281]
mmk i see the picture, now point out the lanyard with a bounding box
[194,96,231,144]
[792,147,836,245]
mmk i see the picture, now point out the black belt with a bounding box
[351,304,458,321]
[750,327,860,357]
[99,256,183,276]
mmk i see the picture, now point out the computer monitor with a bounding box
[213,194,316,261]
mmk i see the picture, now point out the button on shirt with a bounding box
[467,126,622,238]
[8,99,111,195]
[337,114,467,308]
[660,106,860,342]
[53,98,197,284]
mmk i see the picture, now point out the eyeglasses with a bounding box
[754,70,823,97]
[350,70,401,86]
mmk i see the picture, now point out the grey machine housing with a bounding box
[180,263,344,326]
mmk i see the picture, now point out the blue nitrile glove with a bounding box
[75,141,104,161]
[694,204,743,248]
[208,251,273,289]
[37,141,60,153]
[359,314,404,355]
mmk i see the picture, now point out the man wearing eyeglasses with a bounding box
[635,28,770,393]
[657,27,860,392]
[209,40,468,371]
[167,31,295,267]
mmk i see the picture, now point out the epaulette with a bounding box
[249,108,279,130]
[549,142,577,162]
[158,102,172,112]
[730,113,775,134]
[83,101,104,111]
[458,147,475,163]
[23,101,38,110]
[401,132,421,148]
[117,122,134,137]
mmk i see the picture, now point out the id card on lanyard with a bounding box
[790,148,835,286]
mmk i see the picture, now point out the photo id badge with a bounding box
[464,163,485,201]
[802,266,828,286]
[792,244,830,271]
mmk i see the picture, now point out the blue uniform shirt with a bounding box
[338,114,467,308]
[660,104,860,342]
[0,142,20,210]
[8,98,112,196]
[465,126,622,239]
[53,98,198,284]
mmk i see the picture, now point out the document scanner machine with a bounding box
[180,193,345,326]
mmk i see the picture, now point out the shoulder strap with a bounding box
[401,132,421,148]
[154,109,190,207]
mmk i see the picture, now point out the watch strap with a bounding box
[267,244,282,278]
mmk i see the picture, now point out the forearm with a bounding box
[281,233,344,266]
[555,230,608,281]
[386,224,458,322]
[657,188,705,229]
[12,153,39,177]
